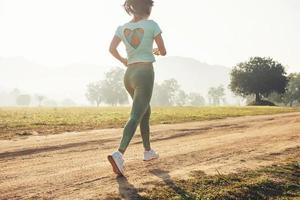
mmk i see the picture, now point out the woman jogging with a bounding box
[107,0,166,176]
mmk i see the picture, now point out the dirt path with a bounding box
[1,112,300,199]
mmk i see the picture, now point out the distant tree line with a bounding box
[0,88,77,107]
[86,67,228,107]
[5,56,298,107]
[87,57,300,107]
[86,68,128,106]
[151,78,206,106]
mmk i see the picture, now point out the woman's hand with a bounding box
[120,57,128,67]
[153,48,161,56]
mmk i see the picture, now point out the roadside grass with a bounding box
[142,155,300,200]
[0,106,299,139]
[106,152,300,200]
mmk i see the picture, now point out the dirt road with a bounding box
[1,112,300,199]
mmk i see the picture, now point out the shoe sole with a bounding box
[143,156,159,162]
[107,155,124,176]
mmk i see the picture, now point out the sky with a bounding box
[0,0,300,71]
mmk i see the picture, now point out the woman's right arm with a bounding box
[154,34,167,56]
[109,36,128,66]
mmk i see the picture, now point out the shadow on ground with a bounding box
[150,169,195,199]
[106,169,193,200]
[115,175,145,200]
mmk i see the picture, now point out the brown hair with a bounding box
[123,0,154,17]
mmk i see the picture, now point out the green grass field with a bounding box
[0,106,299,139]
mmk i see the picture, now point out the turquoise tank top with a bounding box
[115,19,162,65]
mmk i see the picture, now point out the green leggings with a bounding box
[118,62,154,153]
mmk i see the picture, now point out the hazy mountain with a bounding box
[0,56,237,105]
[154,56,231,94]
[0,56,110,104]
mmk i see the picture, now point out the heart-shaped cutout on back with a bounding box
[124,28,144,49]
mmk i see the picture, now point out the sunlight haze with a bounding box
[0,0,299,70]
[0,0,300,105]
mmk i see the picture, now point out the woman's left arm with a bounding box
[109,36,128,67]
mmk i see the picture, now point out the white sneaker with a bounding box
[143,149,159,161]
[107,151,125,176]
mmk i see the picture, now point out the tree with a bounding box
[284,73,300,106]
[35,95,46,106]
[101,68,128,106]
[174,89,188,106]
[151,83,163,106]
[16,94,31,106]
[161,79,180,106]
[188,93,205,106]
[86,81,103,107]
[86,67,129,106]
[61,98,77,107]
[230,57,288,104]
[10,88,21,105]
[208,85,225,105]
[268,73,300,107]
[151,79,180,106]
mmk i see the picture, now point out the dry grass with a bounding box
[0,106,299,139]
